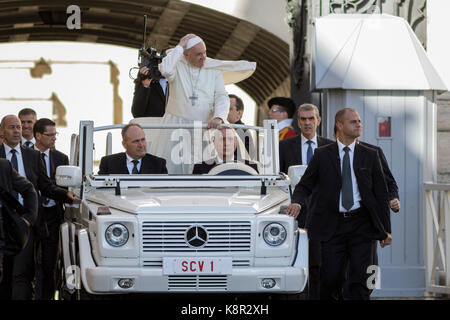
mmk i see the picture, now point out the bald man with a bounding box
[0,114,74,300]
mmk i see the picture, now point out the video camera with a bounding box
[138,46,165,80]
[130,15,166,81]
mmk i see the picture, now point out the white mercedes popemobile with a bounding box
[55,119,308,299]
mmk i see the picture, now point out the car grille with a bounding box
[167,275,228,291]
[141,221,252,253]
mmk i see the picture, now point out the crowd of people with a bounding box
[0,33,398,300]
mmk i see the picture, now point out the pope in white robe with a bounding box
[150,34,256,174]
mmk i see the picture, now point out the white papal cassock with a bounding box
[150,45,256,174]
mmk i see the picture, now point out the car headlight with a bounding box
[105,223,129,247]
[263,223,287,246]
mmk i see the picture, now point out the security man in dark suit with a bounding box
[0,115,74,300]
[32,118,70,300]
[279,103,333,300]
[286,108,392,300]
[193,126,259,174]
[0,159,38,291]
[332,125,400,295]
[98,123,168,175]
[131,66,168,118]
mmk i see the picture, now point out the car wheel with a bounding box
[54,236,76,300]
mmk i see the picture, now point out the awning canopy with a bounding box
[0,0,290,105]
[312,14,447,91]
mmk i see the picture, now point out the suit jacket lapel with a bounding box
[294,136,302,165]
[353,143,364,175]
[158,83,166,100]
[328,142,341,179]
[21,146,34,180]
[140,154,153,174]
[0,144,6,158]
[120,153,129,174]
[49,150,56,180]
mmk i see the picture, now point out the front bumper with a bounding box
[76,229,308,294]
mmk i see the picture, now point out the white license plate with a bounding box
[163,257,232,275]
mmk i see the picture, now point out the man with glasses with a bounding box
[32,118,69,300]
[267,97,297,141]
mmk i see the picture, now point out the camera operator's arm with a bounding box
[131,66,155,118]
[139,66,152,88]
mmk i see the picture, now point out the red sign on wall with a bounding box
[378,117,391,137]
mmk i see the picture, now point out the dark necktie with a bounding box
[10,149,18,171]
[132,160,139,174]
[10,149,19,199]
[306,140,313,164]
[342,146,354,211]
[41,152,50,205]
[24,141,33,148]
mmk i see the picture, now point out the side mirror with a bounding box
[287,165,308,189]
[56,166,82,187]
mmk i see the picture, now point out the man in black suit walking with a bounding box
[0,159,38,288]
[32,118,70,300]
[279,103,333,300]
[286,108,392,300]
[0,115,74,300]
[98,123,168,175]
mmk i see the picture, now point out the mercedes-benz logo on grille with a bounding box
[185,225,208,248]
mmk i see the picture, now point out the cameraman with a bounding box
[131,66,168,118]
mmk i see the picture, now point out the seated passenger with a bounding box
[98,123,168,174]
[192,126,258,174]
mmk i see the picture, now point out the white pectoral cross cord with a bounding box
[189,66,202,107]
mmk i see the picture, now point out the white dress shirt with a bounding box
[301,134,318,165]
[36,147,56,207]
[126,154,142,174]
[159,77,168,96]
[337,139,361,212]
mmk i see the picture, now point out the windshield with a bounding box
[73,120,280,178]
